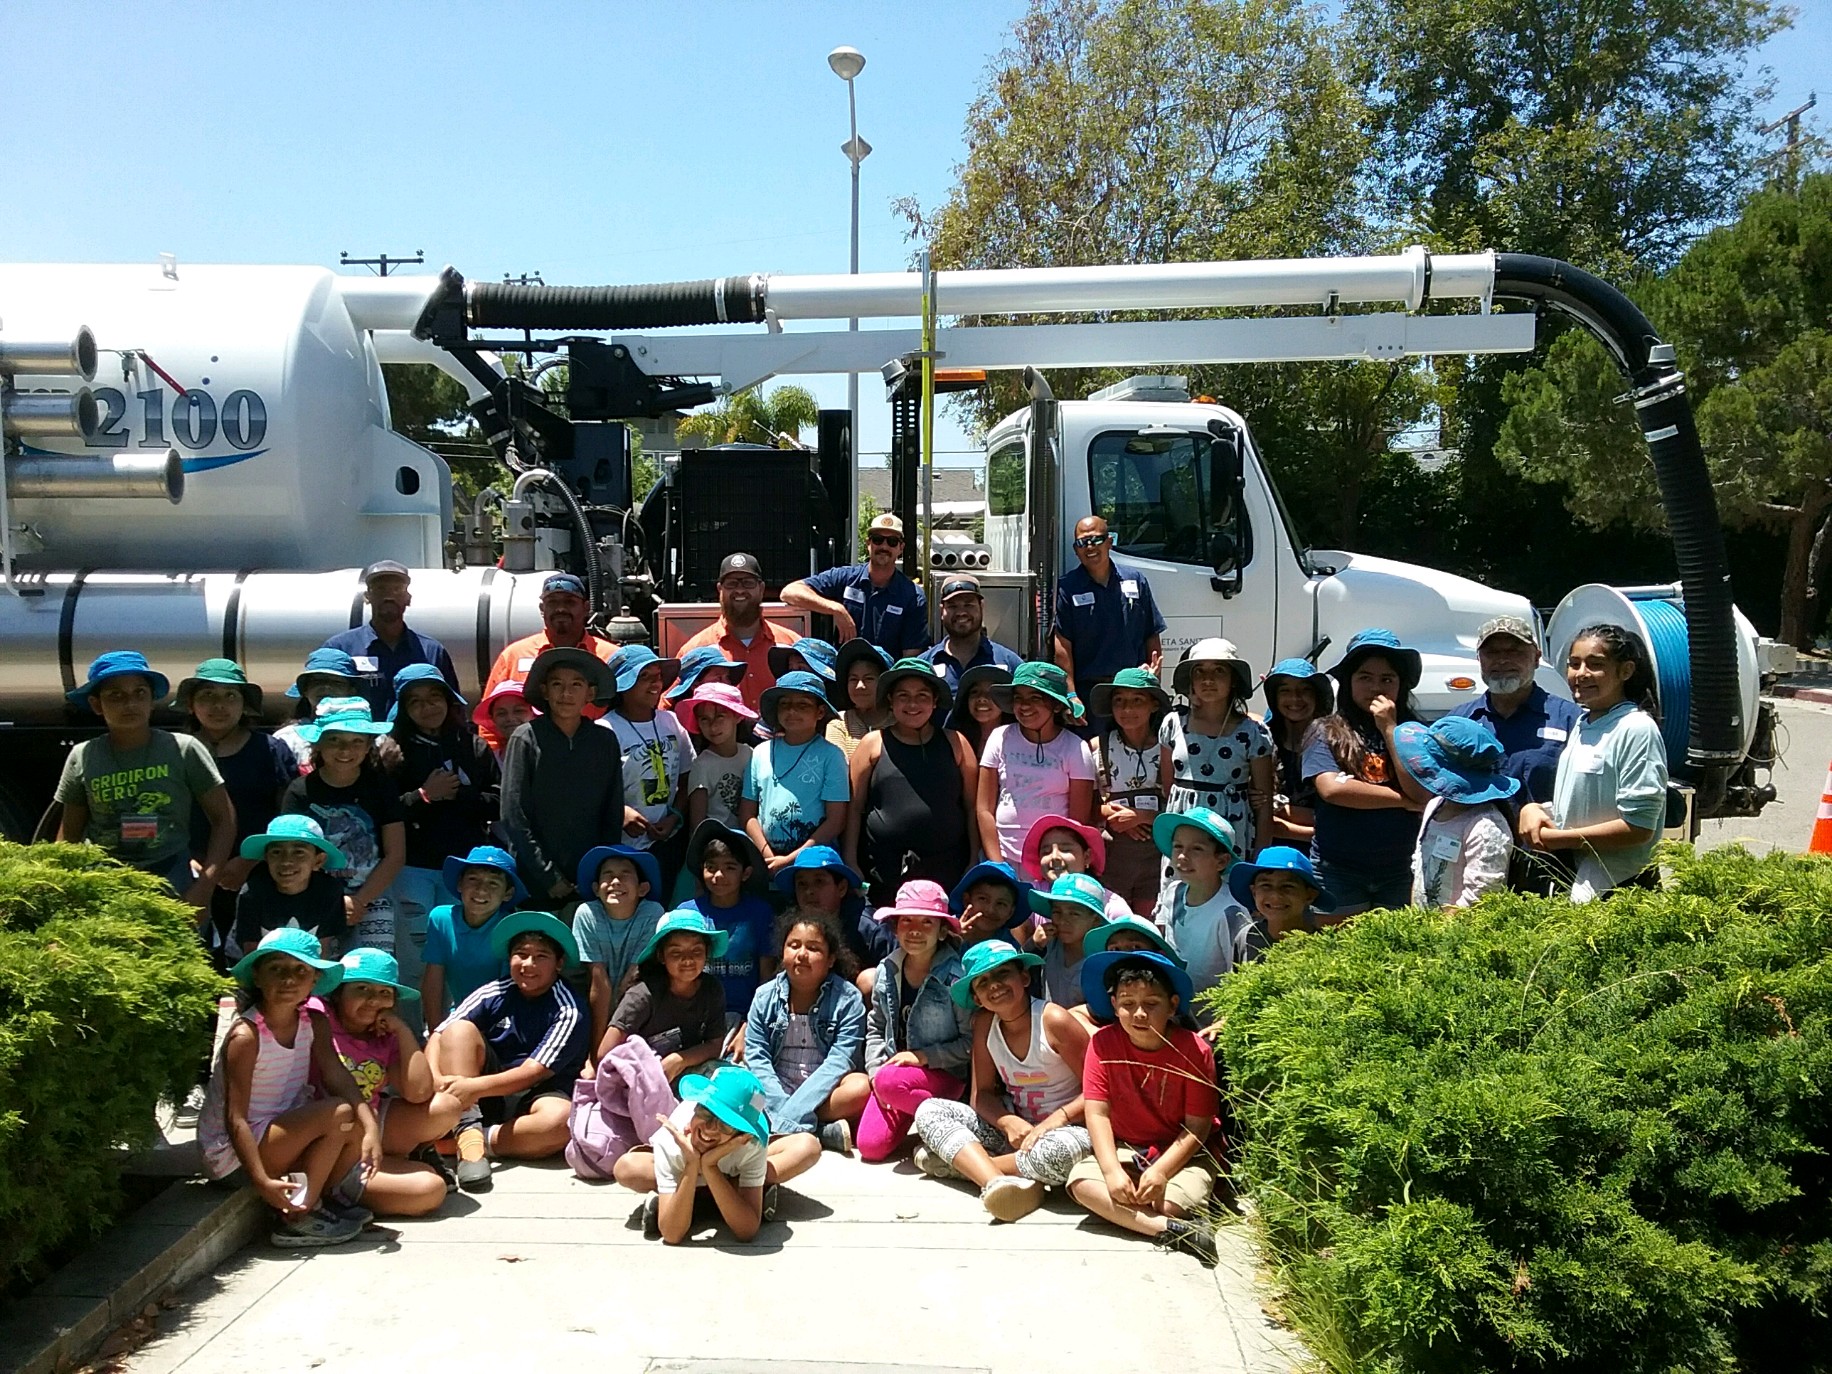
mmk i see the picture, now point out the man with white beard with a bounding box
[1448,616,1581,804]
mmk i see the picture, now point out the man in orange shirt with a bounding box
[679,553,801,714]
[479,573,619,749]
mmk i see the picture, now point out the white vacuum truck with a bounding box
[0,247,1783,837]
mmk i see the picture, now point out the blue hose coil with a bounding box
[1628,594,1691,769]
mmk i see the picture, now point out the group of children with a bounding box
[56,610,1670,1253]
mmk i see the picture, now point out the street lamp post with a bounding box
[828,44,869,560]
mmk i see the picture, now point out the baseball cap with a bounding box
[939,575,981,601]
[361,559,410,584]
[541,572,587,599]
[868,514,904,537]
[1476,615,1536,648]
[719,552,764,581]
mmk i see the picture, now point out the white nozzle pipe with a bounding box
[2,387,98,439]
[337,276,444,332]
[7,447,183,502]
[0,325,98,380]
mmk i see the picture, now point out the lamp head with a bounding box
[828,45,866,81]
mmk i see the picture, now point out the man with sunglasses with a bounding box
[782,513,932,660]
[1052,515,1165,722]
[680,552,803,713]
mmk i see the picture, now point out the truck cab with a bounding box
[984,374,1543,715]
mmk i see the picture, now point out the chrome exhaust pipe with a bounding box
[1,386,99,439]
[0,326,99,381]
[6,447,183,502]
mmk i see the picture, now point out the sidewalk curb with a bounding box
[0,1180,265,1374]
[1773,684,1832,705]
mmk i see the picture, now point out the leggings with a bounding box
[858,1063,964,1161]
[911,1098,1091,1186]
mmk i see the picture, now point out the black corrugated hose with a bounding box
[465,277,768,331]
[1493,253,1742,810]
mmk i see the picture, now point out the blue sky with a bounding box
[2,1,1823,469]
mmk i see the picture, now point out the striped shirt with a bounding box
[437,977,588,1078]
[198,1007,316,1179]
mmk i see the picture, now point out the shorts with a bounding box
[1067,1146,1218,1213]
[479,1042,575,1122]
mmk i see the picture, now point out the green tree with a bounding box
[676,384,820,448]
[1498,174,1832,645]
[382,362,507,507]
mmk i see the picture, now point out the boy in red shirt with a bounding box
[1066,949,1221,1265]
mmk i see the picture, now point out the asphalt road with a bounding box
[1696,696,1832,857]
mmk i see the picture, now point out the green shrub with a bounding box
[1208,844,1832,1374]
[0,842,219,1287]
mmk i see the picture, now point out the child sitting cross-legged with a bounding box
[1025,872,1112,1010]
[1066,950,1223,1267]
[613,1064,775,1245]
[420,845,525,1025]
[1151,807,1244,1020]
[592,909,727,1084]
[857,881,973,1163]
[197,929,381,1249]
[232,816,349,962]
[318,949,465,1215]
[570,845,665,1065]
[1224,846,1339,963]
[426,912,588,1192]
[910,940,1092,1222]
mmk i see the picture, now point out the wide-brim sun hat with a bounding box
[950,938,1045,1009]
[522,646,615,711]
[949,861,1030,927]
[770,844,862,894]
[575,844,664,902]
[441,844,529,903]
[489,910,580,968]
[1227,845,1336,913]
[1151,807,1243,862]
[678,1066,770,1144]
[1025,871,1110,923]
[609,645,681,702]
[989,660,1080,719]
[876,658,953,713]
[1081,949,1195,1021]
[636,908,732,965]
[285,648,361,699]
[673,679,758,737]
[1172,638,1253,700]
[297,696,393,744]
[875,879,963,934]
[238,814,348,869]
[1261,658,1335,716]
[684,818,767,890]
[391,663,467,711]
[175,658,263,714]
[945,663,1013,733]
[1328,628,1422,693]
[472,679,539,729]
[1390,718,1521,806]
[1084,914,1183,964]
[759,670,836,734]
[68,650,171,711]
[768,637,837,682]
[1020,814,1106,882]
[669,645,747,704]
[830,638,894,708]
[1090,667,1171,719]
[229,927,344,992]
[338,948,421,1000]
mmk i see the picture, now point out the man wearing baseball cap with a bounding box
[680,553,803,713]
[478,571,619,748]
[781,513,931,660]
[921,573,1021,690]
[1448,615,1580,804]
[319,560,460,717]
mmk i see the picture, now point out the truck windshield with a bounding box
[1088,428,1248,570]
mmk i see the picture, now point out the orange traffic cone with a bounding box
[1810,763,1832,853]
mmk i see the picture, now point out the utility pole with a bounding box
[338,250,426,277]
[1758,95,1817,192]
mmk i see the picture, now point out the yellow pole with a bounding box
[920,250,936,592]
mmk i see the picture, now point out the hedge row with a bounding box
[1208,844,1832,1374]
[0,842,218,1288]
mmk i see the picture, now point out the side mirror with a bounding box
[1206,420,1248,598]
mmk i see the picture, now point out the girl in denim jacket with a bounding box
[857,881,974,1162]
[743,910,870,1187]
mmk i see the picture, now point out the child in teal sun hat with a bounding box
[614,1063,774,1245]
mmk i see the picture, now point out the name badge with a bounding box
[1135,794,1161,812]
[1072,592,1095,607]
[1426,831,1462,862]
[352,656,379,673]
[843,585,866,602]
[121,815,159,843]
[1121,580,1139,597]
[1539,726,1569,743]
[518,656,536,672]
[884,605,902,616]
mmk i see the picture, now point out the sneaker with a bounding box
[980,1176,1043,1222]
[270,1205,364,1249]
[640,1194,661,1240]
[912,1145,959,1180]
[1156,1217,1219,1268]
[762,1184,780,1221]
[410,1142,458,1193]
[174,1084,206,1128]
[819,1119,852,1155]
[320,1195,374,1227]
[454,1122,492,1193]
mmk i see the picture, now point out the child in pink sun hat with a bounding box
[676,681,759,899]
[857,880,973,1161]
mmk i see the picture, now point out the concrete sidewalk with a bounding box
[125,1150,1298,1374]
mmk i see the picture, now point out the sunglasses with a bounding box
[719,576,763,590]
[1073,533,1110,549]
[869,533,904,547]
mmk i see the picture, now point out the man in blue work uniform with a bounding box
[1051,515,1164,718]
[320,560,460,716]
[1449,615,1580,804]
[782,513,931,659]
[923,574,1021,689]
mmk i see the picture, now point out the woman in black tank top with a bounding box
[843,660,981,904]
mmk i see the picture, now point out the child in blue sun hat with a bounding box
[276,648,365,769]
[1226,845,1338,962]
[595,908,729,1082]
[1026,871,1111,1009]
[1261,658,1334,847]
[604,645,694,867]
[1392,716,1519,909]
[950,859,1030,947]
[571,844,666,1060]
[614,1064,774,1244]
[421,845,525,1022]
[741,670,850,872]
[666,644,747,707]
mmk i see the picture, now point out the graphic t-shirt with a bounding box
[742,736,849,852]
[609,975,726,1059]
[320,1008,400,1108]
[572,899,665,982]
[280,771,403,895]
[687,894,777,1013]
[979,724,1097,866]
[421,904,510,1009]
[55,730,223,865]
[233,866,349,950]
[687,746,752,828]
[603,711,696,850]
